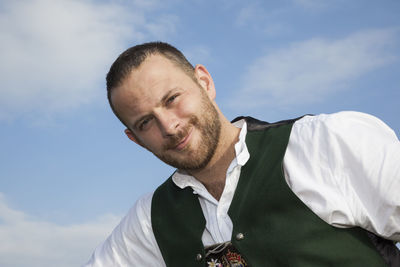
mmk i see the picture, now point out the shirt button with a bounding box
[236,232,245,240]
[196,253,202,261]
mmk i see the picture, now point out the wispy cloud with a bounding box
[236,3,261,27]
[234,2,289,36]
[0,0,176,121]
[292,0,331,10]
[184,45,212,66]
[0,193,120,267]
[230,28,398,109]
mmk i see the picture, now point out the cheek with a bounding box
[137,131,163,151]
[176,97,202,117]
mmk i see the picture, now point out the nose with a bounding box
[156,111,180,137]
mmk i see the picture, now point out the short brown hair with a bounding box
[106,42,195,127]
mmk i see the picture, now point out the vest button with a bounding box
[236,232,245,240]
[196,253,202,261]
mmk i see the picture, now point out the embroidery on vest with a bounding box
[205,242,249,267]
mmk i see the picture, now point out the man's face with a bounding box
[111,54,221,171]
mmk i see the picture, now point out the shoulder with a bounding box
[84,192,165,266]
[287,111,398,178]
[127,192,153,224]
[290,111,398,158]
[293,111,397,139]
[118,192,154,240]
[115,192,157,251]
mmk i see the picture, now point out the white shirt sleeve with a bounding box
[284,111,400,241]
[83,193,166,267]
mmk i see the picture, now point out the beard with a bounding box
[153,93,221,171]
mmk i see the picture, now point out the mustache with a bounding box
[163,127,189,150]
[163,116,198,150]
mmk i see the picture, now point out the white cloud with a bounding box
[231,28,398,109]
[0,0,176,121]
[0,193,121,267]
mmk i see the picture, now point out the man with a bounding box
[85,42,400,266]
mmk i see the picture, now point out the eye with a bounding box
[166,94,179,105]
[139,117,153,130]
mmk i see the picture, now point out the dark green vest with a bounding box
[151,118,391,266]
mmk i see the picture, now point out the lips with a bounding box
[174,128,193,151]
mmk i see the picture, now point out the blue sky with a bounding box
[0,0,399,266]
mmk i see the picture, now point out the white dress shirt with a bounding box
[84,111,400,267]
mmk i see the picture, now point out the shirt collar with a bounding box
[172,119,250,189]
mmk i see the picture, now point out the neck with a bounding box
[189,117,240,201]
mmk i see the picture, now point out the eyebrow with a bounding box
[132,88,178,130]
[160,89,175,104]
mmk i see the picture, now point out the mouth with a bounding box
[174,128,193,151]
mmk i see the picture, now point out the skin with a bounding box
[111,54,240,200]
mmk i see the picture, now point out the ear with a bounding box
[124,129,143,146]
[194,64,216,100]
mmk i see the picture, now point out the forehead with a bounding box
[110,54,194,119]
[118,54,188,96]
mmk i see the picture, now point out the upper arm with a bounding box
[284,111,400,241]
